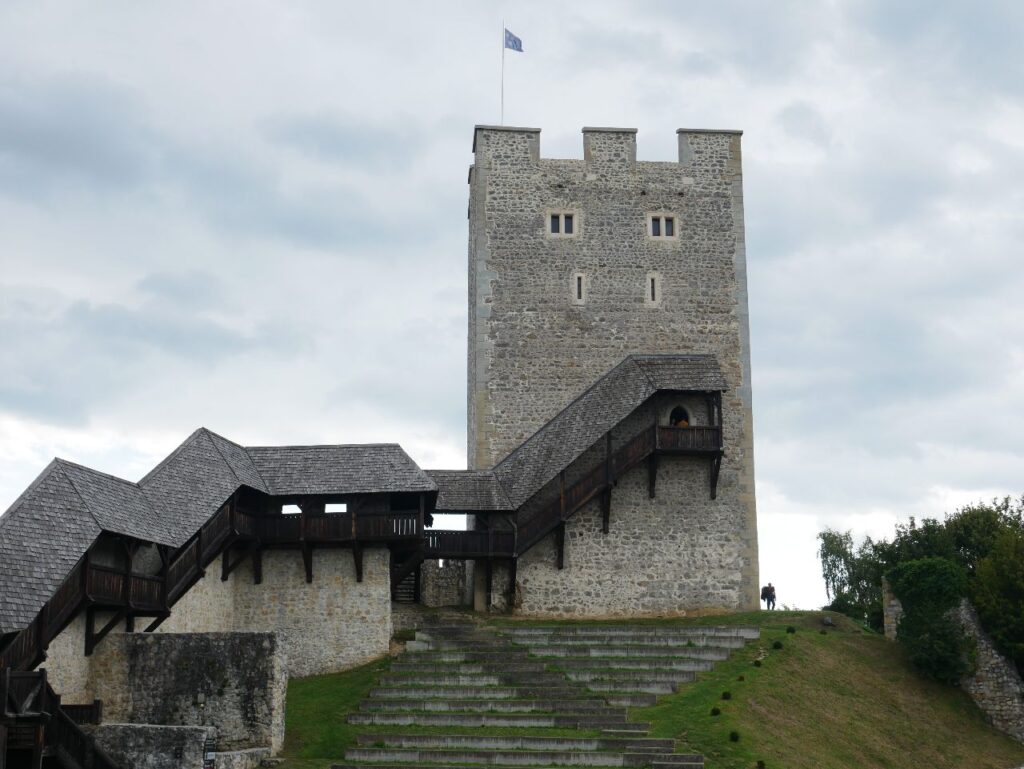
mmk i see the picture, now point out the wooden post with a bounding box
[418,494,425,535]
[353,545,363,583]
[30,724,43,769]
[601,490,611,535]
[252,547,263,585]
[559,471,566,521]
[647,454,659,499]
[0,723,7,769]
[555,524,565,570]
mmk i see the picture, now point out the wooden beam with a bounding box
[507,559,518,608]
[302,545,313,584]
[647,454,659,499]
[559,471,566,520]
[710,454,722,501]
[125,614,135,633]
[0,723,7,769]
[252,547,263,585]
[85,607,127,656]
[555,524,565,570]
[485,559,493,608]
[353,545,364,583]
[601,490,611,534]
[30,723,43,769]
[142,613,170,633]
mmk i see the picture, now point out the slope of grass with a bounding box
[632,611,1024,769]
[276,611,1024,769]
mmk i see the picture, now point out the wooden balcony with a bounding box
[656,425,723,453]
[424,530,515,559]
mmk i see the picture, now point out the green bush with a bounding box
[729,731,740,742]
[721,691,732,700]
[772,640,783,650]
[889,557,971,684]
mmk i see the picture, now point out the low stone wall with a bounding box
[881,578,903,641]
[90,724,214,769]
[421,559,468,608]
[955,601,1024,743]
[127,633,286,753]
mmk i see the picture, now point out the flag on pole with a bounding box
[504,28,523,52]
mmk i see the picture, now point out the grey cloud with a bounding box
[777,102,831,147]
[264,116,420,169]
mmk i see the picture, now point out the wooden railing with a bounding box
[656,425,722,452]
[86,565,124,604]
[425,530,515,559]
[516,424,723,555]
[46,698,121,769]
[1,669,47,716]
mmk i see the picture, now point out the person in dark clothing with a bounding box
[766,583,776,610]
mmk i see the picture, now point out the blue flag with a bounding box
[504,28,523,52]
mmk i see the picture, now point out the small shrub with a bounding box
[819,629,827,635]
[772,640,784,650]
[757,761,766,769]
[721,691,732,700]
[737,674,745,681]
[753,659,762,667]
[786,626,796,634]
[729,731,740,742]
[710,706,721,716]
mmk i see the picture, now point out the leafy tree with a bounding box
[971,529,1024,673]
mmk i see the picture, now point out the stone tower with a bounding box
[468,125,759,612]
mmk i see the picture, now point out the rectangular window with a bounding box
[576,275,583,300]
[571,272,586,305]
[650,277,657,302]
[648,214,678,239]
[564,214,573,235]
[547,211,581,238]
[551,214,560,234]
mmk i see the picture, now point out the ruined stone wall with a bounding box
[420,559,468,608]
[126,633,286,752]
[231,547,391,678]
[882,589,1024,743]
[468,125,757,609]
[90,724,214,769]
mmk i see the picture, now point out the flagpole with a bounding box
[500,20,505,125]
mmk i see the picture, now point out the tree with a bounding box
[971,529,1024,675]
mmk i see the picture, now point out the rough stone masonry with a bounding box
[468,126,759,612]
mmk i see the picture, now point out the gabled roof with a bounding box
[247,444,436,496]
[493,354,725,508]
[427,470,514,513]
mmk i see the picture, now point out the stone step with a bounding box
[355,735,676,752]
[605,695,659,708]
[509,637,746,650]
[337,762,703,769]
[401,651,532,663]
[547,651,727,665]
[407,640,522,652]
[566,671,697,685]
[369,687,586,700]
[359,699,616,715]
[523,645,738,658]
[601,729,652,737]
[347,713,639,729]
[552,659,712,671]
[390,663,550,675]
[499,627,758,640]
[379,673,569,687]
[585,682,677,695]
[344,748,695,767]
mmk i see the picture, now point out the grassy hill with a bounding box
[277,610,1024,769]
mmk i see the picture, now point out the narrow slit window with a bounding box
[571,272,586,305]
[576,275,583,300]
[650,277,657,302]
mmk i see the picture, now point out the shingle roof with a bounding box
[246,444,437,496]
[0,429,440,635]
[426,470,514,513]
[0,463,106,633]
[493,354,725,508]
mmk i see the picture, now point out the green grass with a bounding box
[276,612,1024,769]
[632,611,1024,769]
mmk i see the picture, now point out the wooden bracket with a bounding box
[221,546,253,582]
[647,454,659,499]
[601,490,611,534]
[710,454,722,500]
[302,545,314,584]
[85,607,127,656]
[252,547,263,585]
[142,612,170,633]
[353,545,364,583]
[555,524,566,570]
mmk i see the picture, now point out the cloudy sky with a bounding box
[1,1,1022,609]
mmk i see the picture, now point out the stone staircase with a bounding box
[335,622,758,769]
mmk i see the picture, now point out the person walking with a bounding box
[766,582,776,610]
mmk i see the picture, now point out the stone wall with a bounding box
[467,125,758,610]
[955,601,1024,743]
[127,633,286,752]
[90,724,214,769]
[508,394,749,616]
[882,588,1024,743]
[421,559,468,608]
